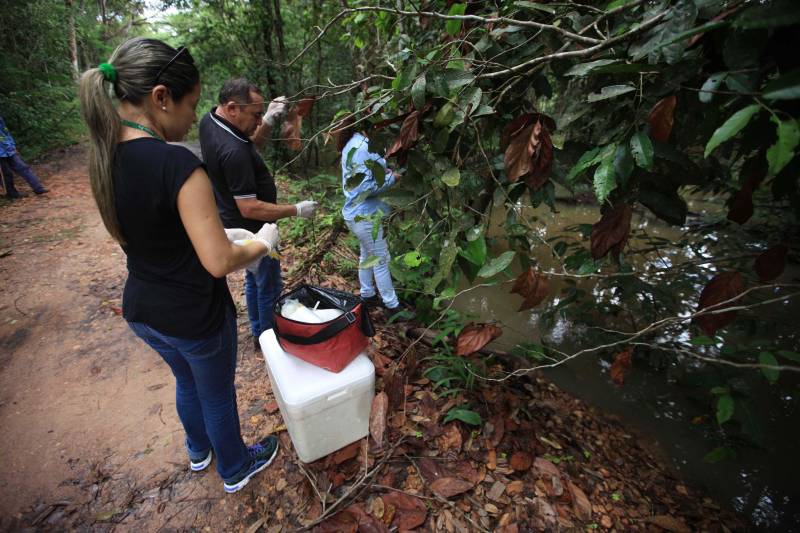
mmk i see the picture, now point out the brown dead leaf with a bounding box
[503,115,554,186]
[383,366,406,413]
[380,492,427,530]
[370,392,388,447]
[264,400,279,414]
[487,449,497,470]
[506,480,524,495]
[643,515,692,533]
[386,111,420,158]
[497,524,519,533]
[295,96,316,117]
[609,347,633,386]
[533,457,560,478]
[510,268,550,311]
[648,95,677,143]
[430,476,475,498]
[438,423,463,452]
[694,271,745,336]
[510,451,533,471]
[754,244,788,282]
[417,457,444,484]
[311,509,358,533]
[727,185,754,225]
[590,204,633,260]
[455,322,502,356]
[568,481,592,521]
[332,440,361,465]
[343,503,389,533]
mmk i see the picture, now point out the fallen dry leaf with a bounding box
[568,480,592,521]
[510,451,533,471]
[643,515,692,533]
[754,244,788,282]
[332,440,361,465]
[370,392,388,447]
[380,492,427,530]
[430,476,475,498]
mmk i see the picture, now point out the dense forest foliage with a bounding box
[2,0,799,498]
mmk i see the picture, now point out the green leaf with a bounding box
[434,103,455,128]
[710,386,729,396]
[777,350,800,363]
[703,446,734,464]
[614,144,634,186]
[477,251,516,278]
[762,68,800,100]
[704,104,760,157]
[565,147,602,182]
[446,3,466,36]
[402,251,423,268]
[577,258,599,275]
[759,351,780,383]
[411,75,427,110]
[443,407,482,426]
[593,155,617,204]
[699,72,727,103]
[564,59,620,77]
[466,225,483,242]
[365,159,387,187]
[514,1,555,14]
[462,87,483,115]
[630,131,654,171]
[442,167,461,187]
[734,0,800,29]
[425,235,459,293]
[637,185,687,225]
[587,84,636,102]
[766,118,800,177]
[459,236,487,266]
[690,336,717,346]
[360,255,381,269]
[716,394,734,425]
[443,69,475,92]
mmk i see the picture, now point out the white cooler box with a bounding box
[259,329,375,463]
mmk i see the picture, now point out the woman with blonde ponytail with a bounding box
[78,38,280,493]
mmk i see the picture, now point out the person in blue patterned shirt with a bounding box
[336,115,414,321]
[0,115,48,198]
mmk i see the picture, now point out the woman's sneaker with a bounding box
[223,435,279,494]
[189,449,213,472]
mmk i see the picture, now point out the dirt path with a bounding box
[0,145,743,532]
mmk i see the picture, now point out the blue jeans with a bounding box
[1,153,46,196]
[127,308,249,481]
[346,218,399,308]
[245,256,283,338]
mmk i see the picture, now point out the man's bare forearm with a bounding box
[250,120,272,150]
[236,197,297,222]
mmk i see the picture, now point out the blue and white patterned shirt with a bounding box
[0,116,17,158]
[341,133,396,221]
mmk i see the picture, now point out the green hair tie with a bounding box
[98,62,117,83]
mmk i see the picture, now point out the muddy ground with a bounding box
[0,145,743,532]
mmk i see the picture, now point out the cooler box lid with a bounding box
[260,329,374,410]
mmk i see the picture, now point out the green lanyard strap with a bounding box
[121,119,165,142]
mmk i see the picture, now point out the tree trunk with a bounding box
[66,0,79,78]
[259,0,279,97]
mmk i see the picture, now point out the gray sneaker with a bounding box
[223,435,279,493]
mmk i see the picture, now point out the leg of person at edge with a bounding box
[338,121,415,321]
[78,39,286,492]
[0,115,49,198]
[198,77,318,350]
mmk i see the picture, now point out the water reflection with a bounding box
[452,199,800,531]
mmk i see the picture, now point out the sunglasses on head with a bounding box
[153,46,187,85]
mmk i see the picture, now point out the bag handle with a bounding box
[274,311,358,346]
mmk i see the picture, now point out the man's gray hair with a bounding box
[218,78,261,105]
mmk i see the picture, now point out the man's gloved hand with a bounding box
[294,200,318,219]
[263,96,289,127]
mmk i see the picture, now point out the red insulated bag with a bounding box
[272,285,375,373]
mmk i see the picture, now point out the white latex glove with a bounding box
[294,200,318,219]
[263,96,289,127]
[224,228,255,243]
[253,222,280,252]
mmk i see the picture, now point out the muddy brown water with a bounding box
[452,199,800,531]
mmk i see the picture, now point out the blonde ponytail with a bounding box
[79,67,124,244]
